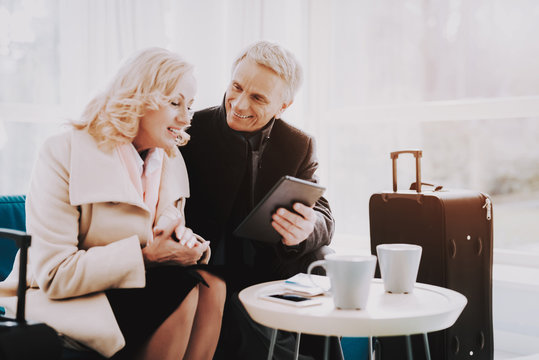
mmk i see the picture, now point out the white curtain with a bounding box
[0,0,314,192]
[1,0,539,253]
[57,0,169,116]
[51,0,311,118]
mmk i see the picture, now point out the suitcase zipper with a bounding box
[482,197,492,220]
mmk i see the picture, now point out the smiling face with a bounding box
[225,59,291,132]
[133,70,197,152]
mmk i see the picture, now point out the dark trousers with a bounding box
[213,292,343,360]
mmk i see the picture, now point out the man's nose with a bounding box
[232,93,249,111]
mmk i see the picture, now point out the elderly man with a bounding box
[180,40,340,359]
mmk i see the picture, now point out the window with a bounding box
[1,0,539,258]
[319,0,539,257]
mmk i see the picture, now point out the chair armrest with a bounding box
[0,228,31,322]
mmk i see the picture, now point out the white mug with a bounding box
[307,254,377,310]
[376,243,422,294]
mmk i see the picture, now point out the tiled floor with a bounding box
[496,353,539,360]
[496,350,521,359]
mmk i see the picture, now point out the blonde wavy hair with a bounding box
[74,47,194,155]
[232,40,303,103]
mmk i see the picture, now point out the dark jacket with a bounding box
[180,102,335,291]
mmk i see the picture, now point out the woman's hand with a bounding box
[142,211,209,266]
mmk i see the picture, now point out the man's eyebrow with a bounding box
[231,80,268,102]
[252,92,269,102]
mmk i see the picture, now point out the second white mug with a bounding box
[376,243,422,294]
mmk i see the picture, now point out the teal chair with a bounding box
[342,337,369,360]
[0,195,25,282]
[0,195,105,360]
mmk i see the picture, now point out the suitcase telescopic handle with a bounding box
[390,150,423,193]
[0,228,31,322]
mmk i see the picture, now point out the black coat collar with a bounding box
[215,96,276,151]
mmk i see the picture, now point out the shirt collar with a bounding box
[218,95,276,149]
[231,118,276,150]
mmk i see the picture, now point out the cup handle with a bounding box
[307,260,330,292]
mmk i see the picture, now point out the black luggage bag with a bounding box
[369,150,493,360]
[0,228,62,360]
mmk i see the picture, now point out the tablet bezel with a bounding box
[233,176,326,243]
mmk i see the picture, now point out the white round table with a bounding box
[239,278,467,359]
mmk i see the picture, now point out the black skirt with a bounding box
[106,265,208,359]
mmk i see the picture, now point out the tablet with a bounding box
[233,176,326,243]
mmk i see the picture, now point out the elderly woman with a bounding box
[0,48,225,360]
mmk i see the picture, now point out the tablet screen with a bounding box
[233,176,326,243]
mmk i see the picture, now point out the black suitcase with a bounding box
[369,150,493,360]
[0,228,62,360]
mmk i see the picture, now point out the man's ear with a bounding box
[276,100,293,118]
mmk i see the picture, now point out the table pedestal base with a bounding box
[371,334,431,360]
[266,331,431,360]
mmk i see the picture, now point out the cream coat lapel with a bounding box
[156,147,190,219]
[69,130,189,216]
[69,130,144,207]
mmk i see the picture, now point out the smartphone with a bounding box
[260,293,323,307]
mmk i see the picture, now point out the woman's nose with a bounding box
[177,106,193,123]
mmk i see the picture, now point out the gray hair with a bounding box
[232,40,303,103]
